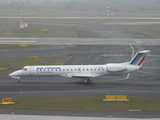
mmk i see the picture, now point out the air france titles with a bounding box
[37,67,61,73]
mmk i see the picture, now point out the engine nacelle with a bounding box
[107,64,127,72]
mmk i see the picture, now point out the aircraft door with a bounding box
[30,66,34,76]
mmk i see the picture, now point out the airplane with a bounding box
[9,50,150,83]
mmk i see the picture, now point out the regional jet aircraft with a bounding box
[9,50,150,83]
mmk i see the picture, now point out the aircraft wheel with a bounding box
[84,79,90,84]
[17,77,21,83]
[84,80,87,83]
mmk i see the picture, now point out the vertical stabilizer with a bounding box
[130,50,150,66]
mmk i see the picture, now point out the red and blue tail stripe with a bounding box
[130,50,150,66]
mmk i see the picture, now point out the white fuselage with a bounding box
[9,64,140,79]
[9,50,150,83]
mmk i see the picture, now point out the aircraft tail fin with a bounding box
[129,50,150,66]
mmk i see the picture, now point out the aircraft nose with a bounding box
[9,70,22,77]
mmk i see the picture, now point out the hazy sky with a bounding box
[0,0,160,12]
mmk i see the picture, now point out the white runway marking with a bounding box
[0,38,38,43]
[0,41,37,43]
[0,114,159,120]
[0,38,38,39]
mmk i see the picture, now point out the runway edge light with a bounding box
[1,98,15,105]
[103,95,129,101]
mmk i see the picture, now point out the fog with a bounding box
[0,0,160,12]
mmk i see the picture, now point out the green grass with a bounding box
[0,97,160,111]
[0,24,76,37]
[0,58,69,68]
[0,70,15,74]
[0,57,69,74]
[134,24,160,38]
[14,25,76,37]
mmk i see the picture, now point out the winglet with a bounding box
[130,50,150,66]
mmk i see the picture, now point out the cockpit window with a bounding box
[22,68,27,71]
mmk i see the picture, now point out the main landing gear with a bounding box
[17,77,21,83]
[84,78,90,84]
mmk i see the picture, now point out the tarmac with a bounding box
[0,45,160,119]
[0,20,160,119]
[0,38,160,45]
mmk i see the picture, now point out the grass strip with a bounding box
[0,58,69,68]
[134,24,160,38]
[0,57,69,74]
[0,24,76,37]
[0,70,15,74]
[0,97,160,111]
